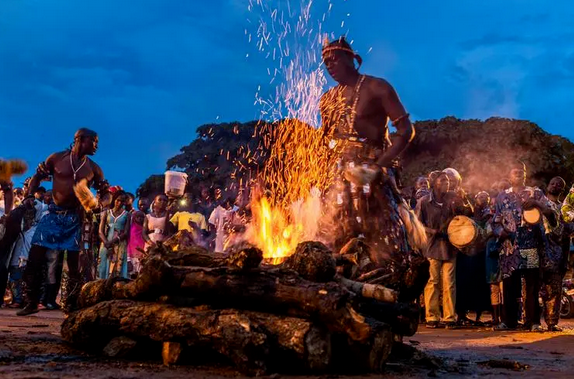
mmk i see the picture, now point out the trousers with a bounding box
[424,258,456,322]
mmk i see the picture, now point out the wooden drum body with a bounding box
[447,215,480,255]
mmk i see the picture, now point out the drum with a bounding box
[523,207,541,225]
[447,215,480,254]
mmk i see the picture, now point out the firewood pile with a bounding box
[61,240,429,375]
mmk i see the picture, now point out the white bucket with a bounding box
[164,171,188,197]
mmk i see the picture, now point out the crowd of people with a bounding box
[0,182,248,312]
[405,164,572,332]
[0,128,250,315]
[0,36,571,336]
[1,133,572,335]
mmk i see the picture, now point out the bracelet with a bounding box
[391,113,410,125]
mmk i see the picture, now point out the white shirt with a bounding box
[208,206,232,253]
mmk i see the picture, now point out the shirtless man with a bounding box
[17,128,109,316]
[320,36,415,264]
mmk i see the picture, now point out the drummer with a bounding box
[416,172,466,329]
[442,168,473,216]
[454,191,493,327]
[492,162,554,331]
[540,176,570,331]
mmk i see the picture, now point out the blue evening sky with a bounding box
[1,0,573,192]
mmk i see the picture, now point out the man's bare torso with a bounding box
[321,75,391,146]
[49,151,100,209]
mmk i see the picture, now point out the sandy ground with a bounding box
[1,309,573,379]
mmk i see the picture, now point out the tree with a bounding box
[137,121,271,200]
[139,117,574,199]
[400,117,574,192]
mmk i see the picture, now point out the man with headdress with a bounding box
[17,128,109,316]
[320,36,415,265]
[492,161,554,331]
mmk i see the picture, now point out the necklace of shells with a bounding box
[344,74,366,133]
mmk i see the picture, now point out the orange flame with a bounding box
[246,119,343,263]
[251,196,303,264]
[243,1,346,263]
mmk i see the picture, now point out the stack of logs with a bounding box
[61,239,428,375]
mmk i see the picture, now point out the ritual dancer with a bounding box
[18,128,109,316]
[492,162,550,331]
[320,36,415,264]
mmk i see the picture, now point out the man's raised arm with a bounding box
[376,80,415,168]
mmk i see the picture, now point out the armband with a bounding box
[391,113,410,126]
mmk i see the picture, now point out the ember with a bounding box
[246,119,342,263]
[243,0,345,262]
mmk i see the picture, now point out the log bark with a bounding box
[169,265,371,342]
[78,258,372,343]
[77,258,172,309]
[336,238,430,303]
[355,299,419,337]
[61,300,332,375]
[224,243,264,270]
[281,241,336,282]
[336,276,398,303]
[332,319,394,373]
[161,246,226,267]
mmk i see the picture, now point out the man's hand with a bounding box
[522,198,543,211]
[36,162,52,180]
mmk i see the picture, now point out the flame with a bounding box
[241,1,348,263]
[253,196,303,264]
[245,119,343,263]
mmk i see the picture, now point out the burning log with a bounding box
[168,265,371,342]
[331,319,393,373]
[335,237,430,303]
[224,243,264,270]
[61,300,332,375]
[77,257,371,342]
[336,276,398,303]
[281,241,336,282]
[77,257,171,309]
[159,245,226,267]
[355,300,420,337]
[148,243,263,270]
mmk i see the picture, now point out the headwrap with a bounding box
[322,36,363,69]
[74,128,98,140]
[109,185,124,195]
